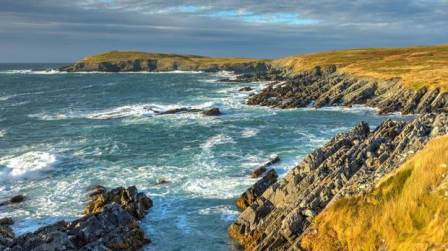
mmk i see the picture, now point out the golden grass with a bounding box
[272,44,448,91]
[301,135,448,251]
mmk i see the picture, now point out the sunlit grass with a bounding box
[301,135,448,251]
[273,44,448,91]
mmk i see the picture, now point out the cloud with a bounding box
[0,0,447,62]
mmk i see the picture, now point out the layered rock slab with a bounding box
[229,113,448,250]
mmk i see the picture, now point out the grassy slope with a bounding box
[273,44,448,91]
[300,135,448,251]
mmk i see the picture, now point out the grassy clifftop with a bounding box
[273,44,448,91]
[301,135,448,251]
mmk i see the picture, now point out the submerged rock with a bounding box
[229,113,448,250]
[0,195,25,207]
[202,108,222,116]
[3,186,152,251]
[239,87,253,92]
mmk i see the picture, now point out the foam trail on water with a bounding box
[0,151,57,179]
[241,128,259,138]
[200,134,235,150]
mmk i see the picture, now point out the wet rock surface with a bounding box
[247,65,448,115]
[229,113,448,250]
[3,186,152,251]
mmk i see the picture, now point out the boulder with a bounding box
[85,185,152,220]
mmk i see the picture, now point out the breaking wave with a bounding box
[0,151,58,179]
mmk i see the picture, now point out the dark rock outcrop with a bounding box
[229,113,448,250]
[247,65,448,115]
[4,186,152,251]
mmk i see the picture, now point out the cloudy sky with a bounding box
[1,0,447,62]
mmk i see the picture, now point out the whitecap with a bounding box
[213,70,237,80]
[200,134,235,150]
[198,205,239,222]
[0,129,5,138]
[0,69,65,75]
[241,128,259,138]
[182,177,254,199]
[0,151,57,179]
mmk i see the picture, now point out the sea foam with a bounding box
[0,151,57,179]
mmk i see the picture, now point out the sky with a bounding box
[1,0,447,62]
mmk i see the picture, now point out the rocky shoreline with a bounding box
[0,186,152,251]
[228,113,448,250]
[242,65,448,115]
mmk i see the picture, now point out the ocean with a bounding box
[0,63,399,250]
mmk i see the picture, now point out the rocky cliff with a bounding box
[246,65,448,115]
[60,51,270,74]
[229,113,448,250]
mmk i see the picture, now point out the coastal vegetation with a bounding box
[300,135,448,250]
[273,44,448,91]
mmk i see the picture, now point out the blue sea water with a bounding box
[0,63,401,250]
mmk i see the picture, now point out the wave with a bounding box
[200,134,235,150]
[0,151,58,179]
[299,104,379,114]
[30,102,217,121]
[0,69,65,75]
[241,128,259,138]
[0,129,5,137]
[198,205,239,222]
[182,176,254,199]
[213,70,238,80]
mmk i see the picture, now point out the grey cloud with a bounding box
[0,0,447,62]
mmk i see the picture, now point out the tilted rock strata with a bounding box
[229,113,448,251]
[247,65,448,115]
[4,186,152,251]
[236,169,278,211]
